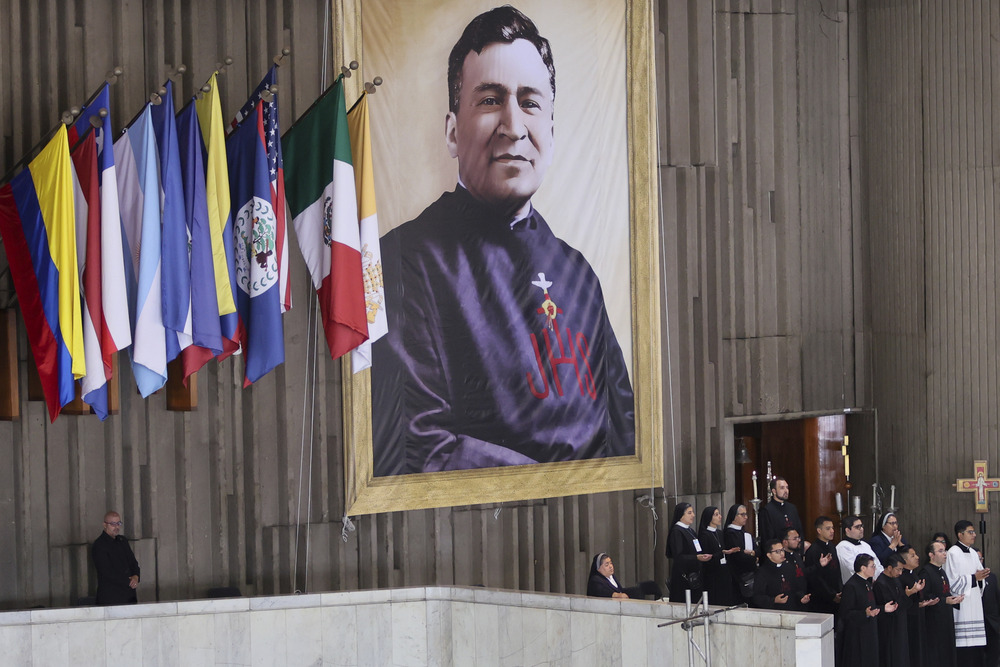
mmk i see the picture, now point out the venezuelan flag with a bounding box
[0,125,84,421]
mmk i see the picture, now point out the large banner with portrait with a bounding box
[342,0,662,514]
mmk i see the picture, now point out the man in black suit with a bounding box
[92,511,140,606]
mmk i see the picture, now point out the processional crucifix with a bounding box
[954,460,1000,558]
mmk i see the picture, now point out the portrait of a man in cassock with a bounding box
[369,4,635,476]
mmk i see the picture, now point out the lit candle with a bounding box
[853,496,862,516]
[835,493,843,513]
[890,485,896,509]
[752,470,758,499]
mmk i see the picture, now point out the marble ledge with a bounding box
[0,611,31,626]
[520,591,572,611]
[0,587,832,633]
[29,606,106,624]
[472,588,522,608]
[793,613,834,637]
[249,593,324,610]
[320,588,391,606]
[105,602,178,619]
[176,597,250,614]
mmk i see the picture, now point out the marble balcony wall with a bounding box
[0,587,833,666]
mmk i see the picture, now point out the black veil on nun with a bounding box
[698,506,719,534]
[725,504,744,527]
[589,552,609,580]
[671,502,692,524]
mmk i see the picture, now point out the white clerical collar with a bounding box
[675,521,693,529]
[881,531,893,541]
[707,526,718,532]
[727,524,742,531]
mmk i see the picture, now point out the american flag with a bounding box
[232,66,291,313]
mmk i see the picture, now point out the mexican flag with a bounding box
[282,76,368,359]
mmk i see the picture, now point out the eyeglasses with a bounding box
[104,521,123,527]
[737,512,748,516]
[769,549,784,555]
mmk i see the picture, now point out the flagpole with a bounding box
[0,120,69,187]
[293,0,333,598]
[176,59,235,117]
[77,66,124,109]
[279,69,351,138]
[0,69,123,187]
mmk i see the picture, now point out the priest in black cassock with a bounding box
[805,515,842,615]
[781,527,810,605]
[921,540,964,667]
[758,477,809,554]
[900,544,933,667]
[839,553,890,667]
[874,552,910,666]
[753,538,811,610]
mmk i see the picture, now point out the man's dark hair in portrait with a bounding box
[371,5,635,475]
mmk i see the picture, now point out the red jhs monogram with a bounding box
[526,325,596,399]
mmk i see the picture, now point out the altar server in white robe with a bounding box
[945,519,990,663]
[837,515,883,584]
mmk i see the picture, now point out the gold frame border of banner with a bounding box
[340,0,662,515]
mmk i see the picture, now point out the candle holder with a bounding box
[750,497,761,539]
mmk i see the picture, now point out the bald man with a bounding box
[92,511,140,605]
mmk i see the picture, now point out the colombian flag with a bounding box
[0,125,84,421]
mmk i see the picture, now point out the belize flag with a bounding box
[226,102,284,385]
[0,125,84,421]
[232,66,290,313]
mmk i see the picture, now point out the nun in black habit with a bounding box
[723,504,757,600]
[586,552,662,600]
[697,506,740,606]
[667,502,711,603]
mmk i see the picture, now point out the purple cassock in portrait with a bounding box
[371,185,635,476]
